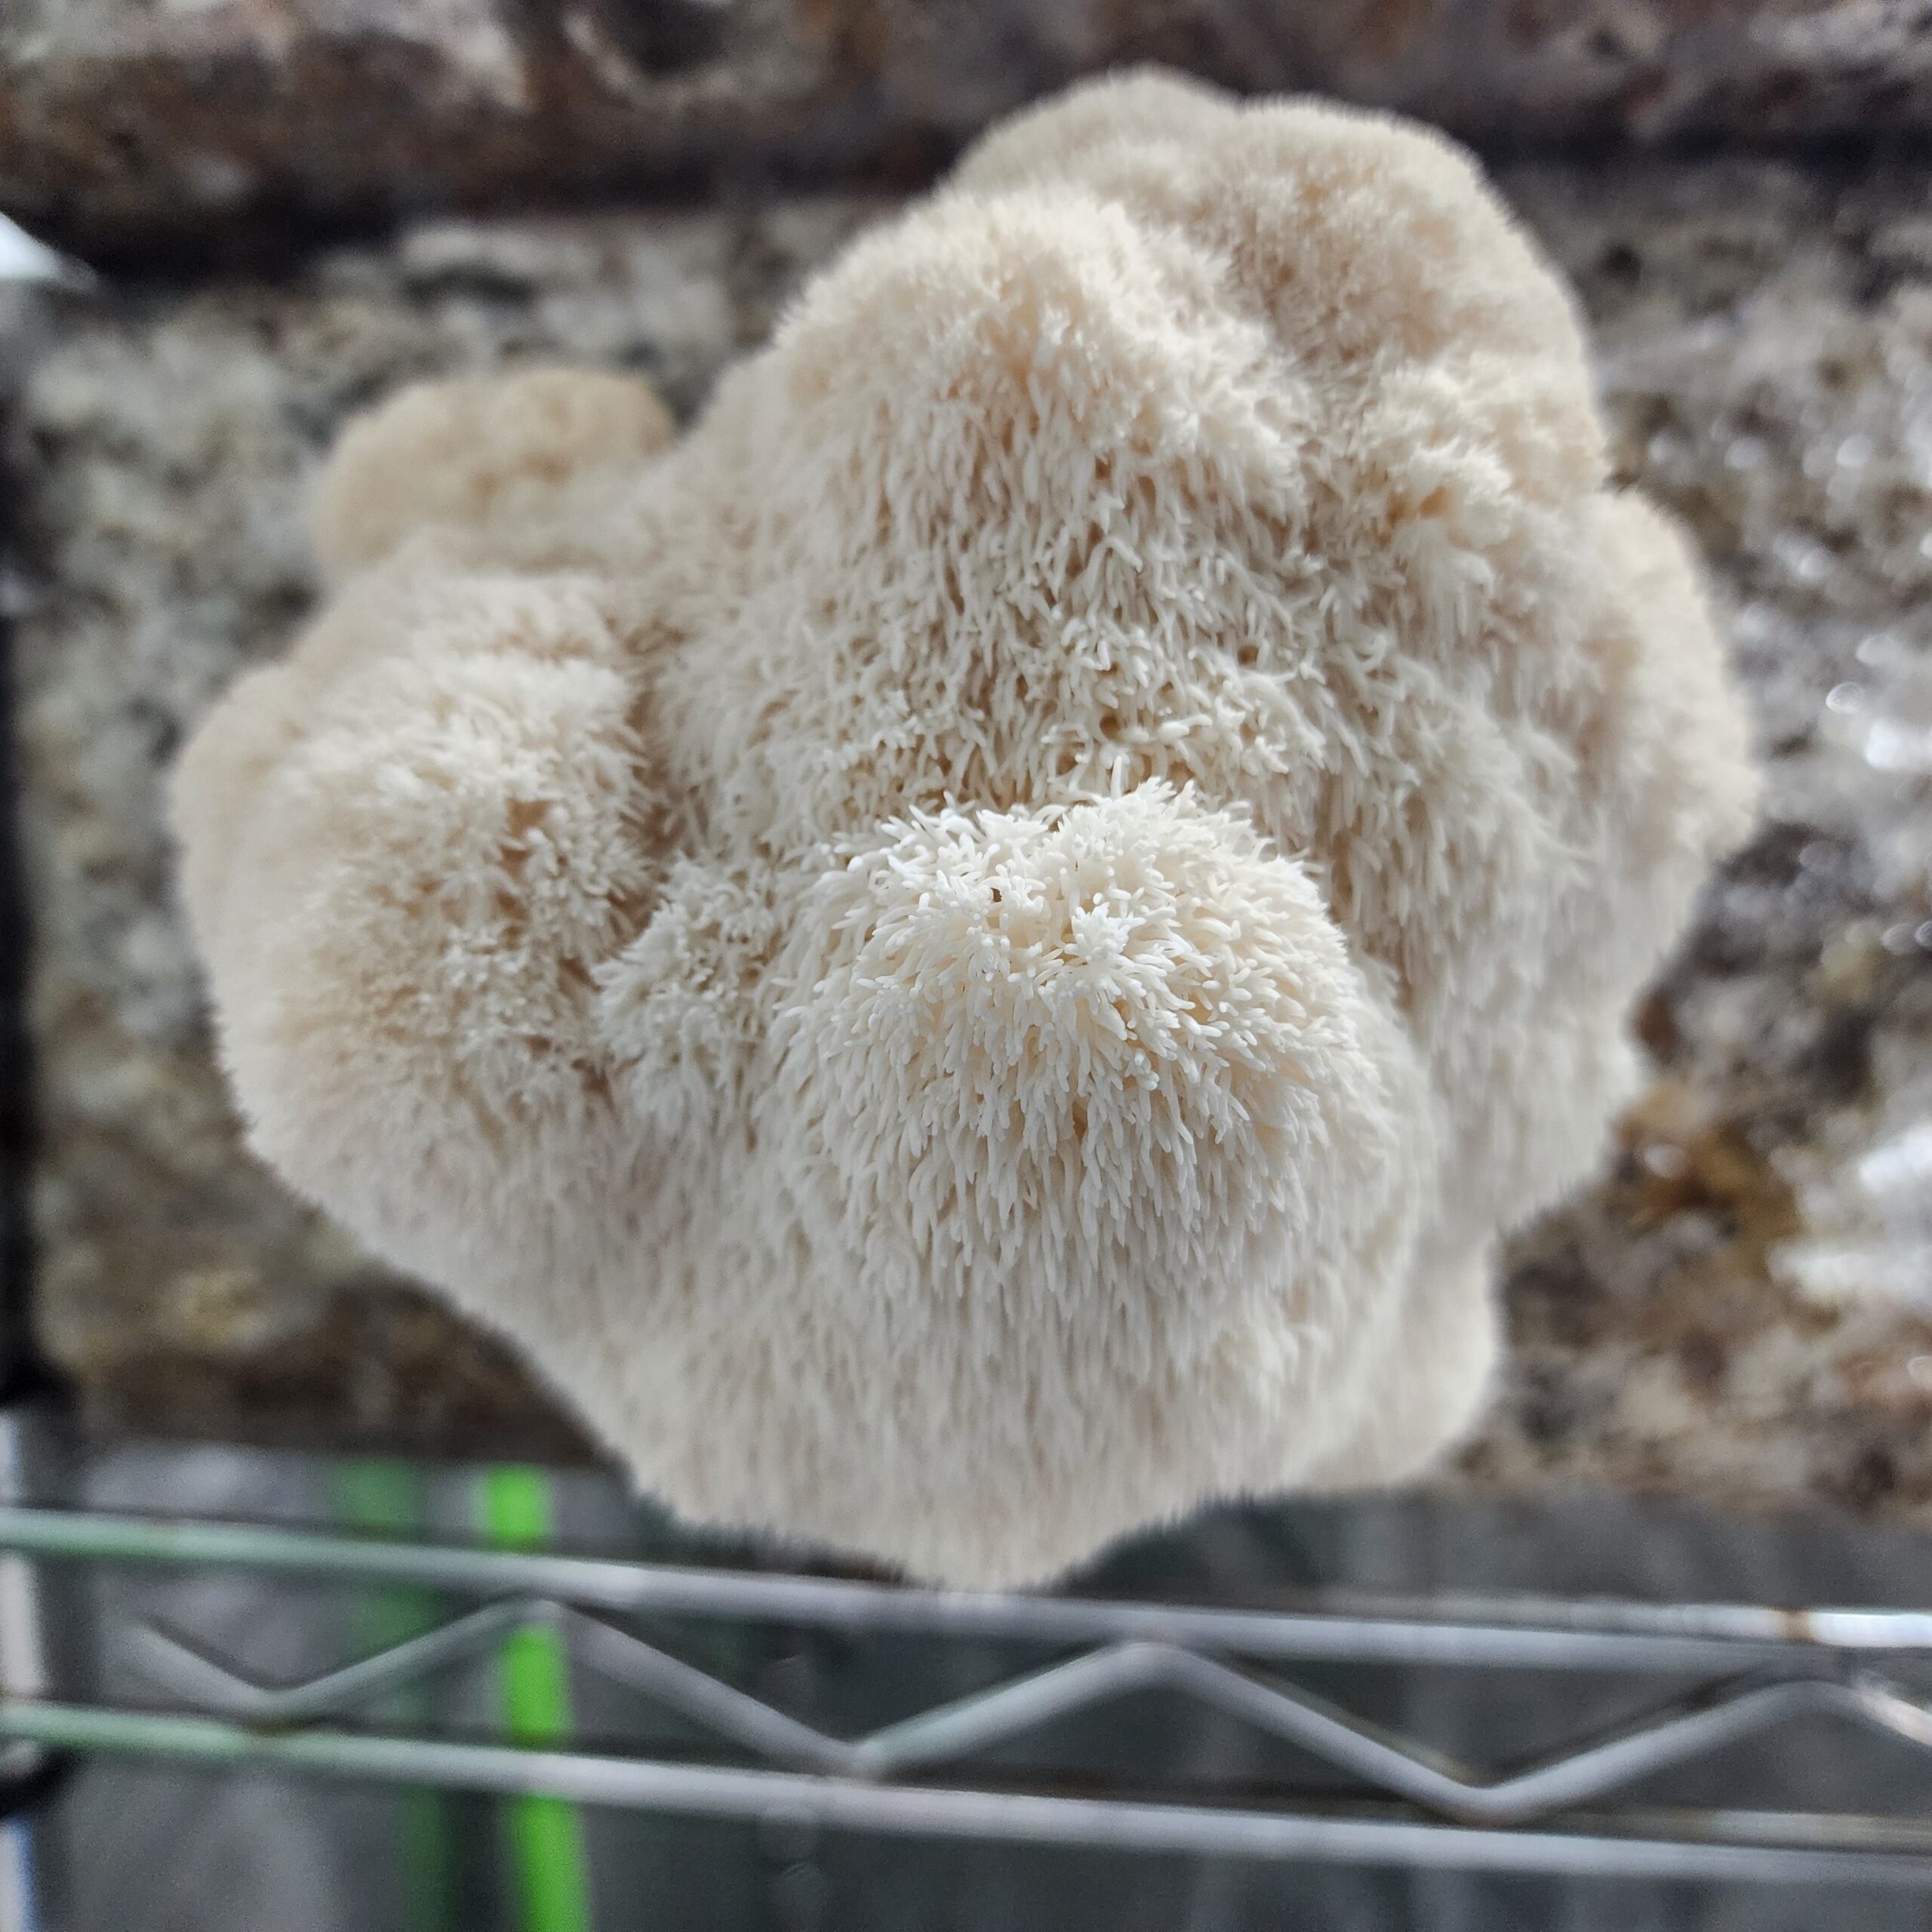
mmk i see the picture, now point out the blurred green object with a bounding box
[480,1466,595,1932]
[333,1460,458,1932]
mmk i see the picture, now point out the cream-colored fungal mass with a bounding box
[171,72,1758,1586]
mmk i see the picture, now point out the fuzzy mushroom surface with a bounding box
[171,72,1758,1586]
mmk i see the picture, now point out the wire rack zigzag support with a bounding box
[3,1504,1932,1884]
[118,1601,1932,1829]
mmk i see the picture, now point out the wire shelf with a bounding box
[3,1497,1932,1889]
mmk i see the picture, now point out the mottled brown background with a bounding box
[7,1,1932,257]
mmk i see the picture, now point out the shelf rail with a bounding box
[1,1503,1930,1884]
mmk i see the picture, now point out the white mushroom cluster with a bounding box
[173,72,1758,1586]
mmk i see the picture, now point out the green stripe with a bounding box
[478,1467,594,1932]
[332,1461,457,1932]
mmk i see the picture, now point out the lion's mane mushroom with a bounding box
[171,72,1758,1586]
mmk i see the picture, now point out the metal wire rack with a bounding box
[4,1490,1932,1894]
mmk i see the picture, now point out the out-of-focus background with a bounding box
[1,5,1930,1929]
